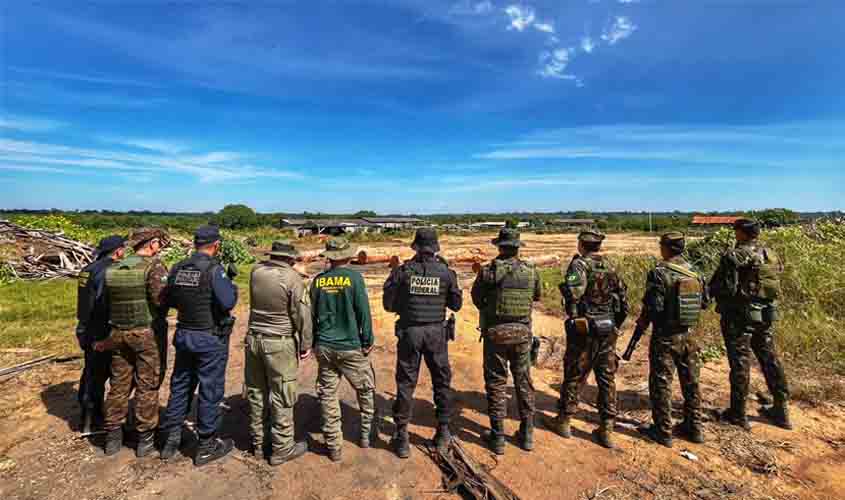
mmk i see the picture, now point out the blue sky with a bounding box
[1,0,843,213]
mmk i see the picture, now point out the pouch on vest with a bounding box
[573,318,590,336]
[763,303,780,323]
[588,314,615,336]
[661,262,703,329]
[494,261,534,320]
[740,247,781,302]
[746,302,765,325]
[486,323,532,345]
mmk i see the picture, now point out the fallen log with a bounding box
[427,438,522,500]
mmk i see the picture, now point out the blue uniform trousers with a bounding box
[160,329,230,437]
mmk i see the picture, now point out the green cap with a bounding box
[491,228,524,247]
[578,230,605,243]
[266,240,300,259]
[320,237,357,260]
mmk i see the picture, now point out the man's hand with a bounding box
[299,349,311,361]
[362,345,374,357]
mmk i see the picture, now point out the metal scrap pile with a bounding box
[0,220,96,280]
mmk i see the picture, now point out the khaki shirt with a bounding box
[248,260,313,349]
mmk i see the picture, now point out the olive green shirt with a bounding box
[248,260,313,351]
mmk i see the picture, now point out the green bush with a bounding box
[219,237,256,266]
[11,214,109,245]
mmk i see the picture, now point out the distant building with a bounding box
[281,216,426,237]
[361,217,425,230]
[551,218,596,229]
[470,222,507,229]
[691,215,740,226]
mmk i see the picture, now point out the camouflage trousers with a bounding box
[245,333,299,456]
[315,346,375,452]
[559,329,618,421]
[103,327,161,433]
[649,331,702,436]
[721,316,789,416]
[483,339,535,421]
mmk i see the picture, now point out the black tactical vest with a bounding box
[168,253,216,330]
[76,256,114,339]
[400,257,451,324]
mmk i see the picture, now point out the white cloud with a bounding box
[0,138,304,183]
[580,36,595,53]
[450,0,495,16]
[534,22,555,33]
[537,47,577,80]
[504,5,536,31]
[0,115,66,132]
[618,0,640,4]
[601,16,637,45]
[110,138,189,154]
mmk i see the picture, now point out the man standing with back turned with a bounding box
[75,235,126,435]
[246,240,312,466]
[471,228,541,455]
[709,218,792,431]
[158,225,239,466]
[311,237,375,463]
[548,230,628,449]
[383,228,462,459]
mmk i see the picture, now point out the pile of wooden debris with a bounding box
[0,220,96,280]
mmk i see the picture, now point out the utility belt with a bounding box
[485,322,532,345]
[177,316,236,338]
[396,314,457,342]
[567,313,616,337]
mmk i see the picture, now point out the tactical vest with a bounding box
[578,255,621,316]
[168,254,216,331]
[106,255,153,330]
[737,244,781,303]
[492,259,536,322]
[76,257,115,340]
[400,257,451,324]
[657,260,703,331]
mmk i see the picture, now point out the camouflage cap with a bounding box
[266,240,300,259]
[578,230,606,243]
[321,237,357,260]
[659,231,685,246]
[733,218,760,235]
[128,227,170,248]
[491,227,524,247]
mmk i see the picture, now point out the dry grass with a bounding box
[717,427,797,476]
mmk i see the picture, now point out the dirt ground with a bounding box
[2,233,844,500]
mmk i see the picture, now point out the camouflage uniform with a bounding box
[556,231,628,448]
[638,235,708,444]
[709,222,790,428]
[245,241,313,462]
[102,229,169,454]
[471,228,541,454]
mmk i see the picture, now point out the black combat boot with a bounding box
[546,413,571,438]
[720,408,751,431]
[159,430,182,460]
[392,424,410,459]
[136,431,155,458]
[487,419,505,456]
[760,402,793,430]
[434,423,452,454]
[673,420,705,444]
[194,435,234,467]
[640,425,673,448]
[592,419,615,449]
[518,416,534,452]
[269,441,308,466]
[104,428,123,456]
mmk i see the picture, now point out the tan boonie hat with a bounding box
[128,227,170,248]
[266,240,300,259]
[578,230,605,243]
[320,237,357,260]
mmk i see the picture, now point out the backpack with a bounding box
[738,245,782,303]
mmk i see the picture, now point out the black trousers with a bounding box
[392,323,452,426]
[78,348,112,425]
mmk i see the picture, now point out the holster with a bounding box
[215,316,236,337]
[486,323,532,345]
